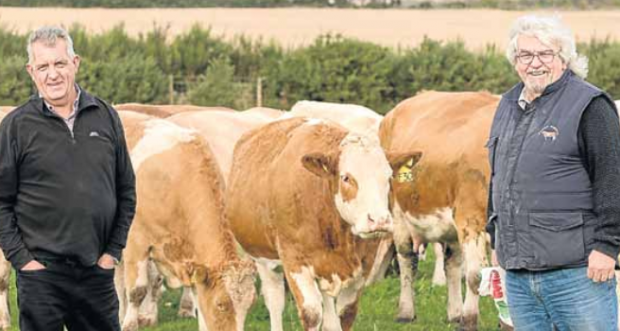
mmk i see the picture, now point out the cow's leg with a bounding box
[115,261,127,325]
[461,234,486,331]
[364,237,394,286]
[321,293,341,331]
[256,259,285,331]
[138,259,164,327]
[178,287,196,318]
[190,287,209,331]
[432,243,447,286]
[121,251,150,331]
[285,266,323,331]
[393,217,416,323]
[336,273,365,331]
[445,242,464,324]
[0,251,11,330]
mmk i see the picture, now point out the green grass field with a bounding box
[5,250,501,330]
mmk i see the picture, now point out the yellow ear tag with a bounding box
[397,158,414,183]
[190,271,198,285]
[322,163,329,173]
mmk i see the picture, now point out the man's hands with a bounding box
[491,249,499,267]
[588,250,616,282]
[98,253,117,270]
[20,260,46,271]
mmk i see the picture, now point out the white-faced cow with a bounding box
[227,117,420,331]
[379,91,499,330]
[117,114,256,331]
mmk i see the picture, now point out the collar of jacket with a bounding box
[30,85,99,118]
[503,69,575,104]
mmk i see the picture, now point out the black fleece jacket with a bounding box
[0,90,136,270]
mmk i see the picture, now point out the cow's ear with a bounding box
[301,152,338,178]
[386,151,423,175]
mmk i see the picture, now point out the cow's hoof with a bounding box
[499,321,514,331]
[138,315,157,327]
[394,316,415,324]
[458,315,478,331]
[121,320,139,331]
[178,308,196,318]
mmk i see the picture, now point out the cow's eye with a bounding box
[341,175,350,183]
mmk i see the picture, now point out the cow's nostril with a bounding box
[368,215,376,224]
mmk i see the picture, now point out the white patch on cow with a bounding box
[255,258,285,331]
[304,118,325,126]
[131,119,197,171]
[334,132,393,236]
[321,292,341,331]
[222,265,256,331]
[335,271,365,318]
[290,266,323,329]
[462,234,487,321]
[393,204,457,243]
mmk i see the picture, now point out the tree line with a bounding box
[1,25,618,113]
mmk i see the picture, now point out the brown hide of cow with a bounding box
[228,117,367,284]
[379,91,499,242]
[115,103,234,118]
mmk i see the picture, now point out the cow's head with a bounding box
[302,132,422,237]
[192,259,257,331]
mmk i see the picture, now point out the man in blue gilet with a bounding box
[486,14,620,331]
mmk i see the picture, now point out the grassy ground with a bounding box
[5,249,501,330]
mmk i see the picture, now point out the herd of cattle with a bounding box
[0,94,614,331]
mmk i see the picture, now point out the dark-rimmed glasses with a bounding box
[516,50,558,65]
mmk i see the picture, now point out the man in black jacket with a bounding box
[0,26,136,331]
[487,15,620,331]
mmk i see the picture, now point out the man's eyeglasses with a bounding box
[516,50,558,65]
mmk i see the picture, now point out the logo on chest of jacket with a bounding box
[539,125,559,142]
[89,131,100,137]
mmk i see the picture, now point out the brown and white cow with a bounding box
[290,101,446,287]
[0,111,11,331]
[115,103,234,118]
[118,114,256,331]
[227,117,420,331]
[163,107,284,318]
[379,91,498,330]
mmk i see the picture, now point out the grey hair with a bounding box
[27,26,77,64]
[506,14,588,78]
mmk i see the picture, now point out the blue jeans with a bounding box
[505,267,617,331]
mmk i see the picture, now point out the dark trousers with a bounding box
[16,259,120,331]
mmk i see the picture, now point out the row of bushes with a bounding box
[1,25,619,113]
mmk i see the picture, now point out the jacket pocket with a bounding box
[529,212,585,267]
[485,136,499,175]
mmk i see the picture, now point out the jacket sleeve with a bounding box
[0,115,34,270]
[104,108,136,261]
[579,95,620,260]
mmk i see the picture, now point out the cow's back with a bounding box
[167,110,273,182]
[228,117,348,258]
[115,103,234,118]
[381,91,499,167]
[118,110,154,150]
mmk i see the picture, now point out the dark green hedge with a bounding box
[2,25,618,112]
